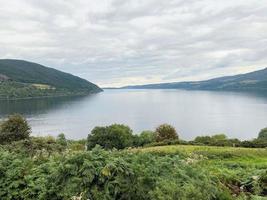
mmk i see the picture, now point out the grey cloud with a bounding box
[0,0,266,87]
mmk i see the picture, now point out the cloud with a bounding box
[0,0,266,87]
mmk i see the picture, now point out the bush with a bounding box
[87,124,133,150]
[155,124,178,142]
[0,114,31,144]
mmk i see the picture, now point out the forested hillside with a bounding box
[122,68,267,91]
[0,59,102,99]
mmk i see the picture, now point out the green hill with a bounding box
[0,59,102,99]
[121,67,267,91]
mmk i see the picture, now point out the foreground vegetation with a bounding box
[0,115,266,199]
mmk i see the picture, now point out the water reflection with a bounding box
[0,95,96,116]
[0,89,267,140]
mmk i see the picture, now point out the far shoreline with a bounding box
[0,91,103,101]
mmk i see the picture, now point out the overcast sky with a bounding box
[0,0,267,87]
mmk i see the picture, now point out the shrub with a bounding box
[87,124,133,150]
[0,114,31,144]
[155,124,178,142]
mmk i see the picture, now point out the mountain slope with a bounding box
[121,68,267,91]
[0,59,102,99]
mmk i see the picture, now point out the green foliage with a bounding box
[136,145,267,198]
[133,131,156,147]
[194,136,214,145]
[193,134,242,147]
[145,139,181,147]
[56,133,68,147]
[258,171,267,196]
[140,131,156,144]
[241,139,267,148]
[87,124,134,150]
[258,128,267,140]
[212,134,228,140]
[0,134,267,200]
[0,114,31,144]
[1,136,66,157]
[0,119,266,199]
[155,124,179,142]
[68,139,87,151]
[0,146,234,200]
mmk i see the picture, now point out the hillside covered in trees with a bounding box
[121,68,267,91]
[0,59,102,99]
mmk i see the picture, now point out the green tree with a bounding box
[194,135,240,147]
[258,128,267,140]
[56,133,68,147]
[194,136,213,145]
[0,114,31,144]
[155,124,178,142]
[138,130,156,146]
[211,134,227,141]
[87,124,133,150]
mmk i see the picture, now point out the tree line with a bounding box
[0,114,266,150]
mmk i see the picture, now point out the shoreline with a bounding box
[0,91,102,101]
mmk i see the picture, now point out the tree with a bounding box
[56,133,68,147]
[155,124,178,142]
[134,131,156,146]
[0,114,31,144]
[194,134,238,147]
[139,131,156,145]
[87,124,133,150]
[194,136,213,145]
[211,134,227,141]
[258,128,267,140]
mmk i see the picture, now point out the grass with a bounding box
[32,83,55,90]
[132,145,267,197]
[134,145,267,159]
[133,145,267,168]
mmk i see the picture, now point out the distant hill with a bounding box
[0,59,102,99]
[120,68,267,91]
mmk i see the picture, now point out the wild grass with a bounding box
[32,83,55,90]
[132,145,267,197]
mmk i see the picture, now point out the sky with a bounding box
[0,0,267,87]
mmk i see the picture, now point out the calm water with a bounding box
[0,89,267,140]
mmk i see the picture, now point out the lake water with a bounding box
[0,89,267,140]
